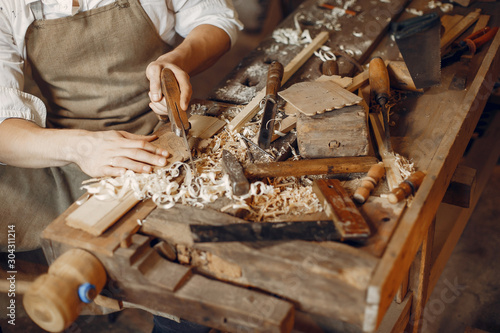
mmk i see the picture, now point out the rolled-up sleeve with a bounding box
[0,7,47,128]
[173,0,243,47]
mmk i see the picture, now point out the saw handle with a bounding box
[369,57,390,106]
[160,68,190,132]
[265,61,284,98]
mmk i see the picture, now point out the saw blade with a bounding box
[392,13,441,89]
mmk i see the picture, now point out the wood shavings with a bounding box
[405,8,424,16]
[428,1,453,12]
[82,128,323,222]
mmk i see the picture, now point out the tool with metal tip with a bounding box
[160,68,195,172]
[257,61,284,149]
[221,149,250,196]
[369,57,392,152]
[190,220,342,243]
[392,12,441,89]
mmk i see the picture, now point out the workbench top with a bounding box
[40,0,500,332]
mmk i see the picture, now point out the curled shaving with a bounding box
[82,129,322,222]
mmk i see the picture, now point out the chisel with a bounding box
[160,68,195,170]
[257,61,284,149]
[369,57,392,152]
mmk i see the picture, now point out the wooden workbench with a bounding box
[37,0,500,332]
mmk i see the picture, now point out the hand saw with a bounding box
[160,68,195,168]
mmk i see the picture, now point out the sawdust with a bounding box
[82,125,322,222]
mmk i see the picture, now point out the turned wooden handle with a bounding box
[160,68,190,130]
[265,61,284,97]
[388,171,426,203]
[23,249,107,333]
[369,57,390,105]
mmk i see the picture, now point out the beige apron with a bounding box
[0,0,171,251]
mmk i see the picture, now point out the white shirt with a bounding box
[0,0,243,127]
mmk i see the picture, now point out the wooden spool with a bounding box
[23,249,107,332]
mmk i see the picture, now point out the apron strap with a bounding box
[30,1,45,21]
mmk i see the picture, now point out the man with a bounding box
[0,0,242,251]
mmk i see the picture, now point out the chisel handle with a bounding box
[369,57,390,106]
[160,68,190,133]
[265,61,284,97]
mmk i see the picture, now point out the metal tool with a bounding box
[369,57,392,152]
[442,26,499,67]
[190,220,342,243]
[221,150,250,196]
[257,61,284,149]
[160,68,195,170]
[392,12,441,89]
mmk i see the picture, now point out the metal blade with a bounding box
[257,98,278,149]
[393,13,441,89]
[190,220,342,243]
[173,103,196,176]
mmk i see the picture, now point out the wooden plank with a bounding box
[440,15,464,38]
[188,114,226,139]
[143,205,378,328]
[375,293,412,333]
[313,179,370,239]
[297,105,369,158]
[211,0,409,105]
[442,164,476,208]
[271,115,297,142]
[440,9,481,55]
[472,15,490,33]
[359,197,406,258]
[243,156,379,179]
[364,28,500,332]
[66,192,139,236]
[279,80,362,116]
[43,198,157,256]
[121,274,295,333]
[227,31,329,132]
[429,111,500,301]
[408,219,434,333]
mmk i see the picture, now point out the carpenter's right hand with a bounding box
[70,130,169,178]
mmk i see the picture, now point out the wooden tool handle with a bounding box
[388,170,426,203]
[353,162,385,204]
[321,59,339,76]
[160,68,190,130]
[23,249,107,332]
[369,57,390,105]
[266,61,284,97]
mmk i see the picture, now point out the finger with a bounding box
[146,62,163,102]
[122,148,168,167]
[170,69,192,111]
[112,156,157,174]
[119,131,158,142]
[101,166,127,177]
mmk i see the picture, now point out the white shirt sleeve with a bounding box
[173,0,243,47]
[0,3,47,128]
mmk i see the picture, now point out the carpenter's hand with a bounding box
[74,130,169,177]
[146,62,192,117]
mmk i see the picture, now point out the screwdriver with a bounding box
[369,57,392,152]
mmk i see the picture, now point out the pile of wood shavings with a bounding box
[82,128,322,222]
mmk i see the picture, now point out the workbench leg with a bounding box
[407,218,435,333]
